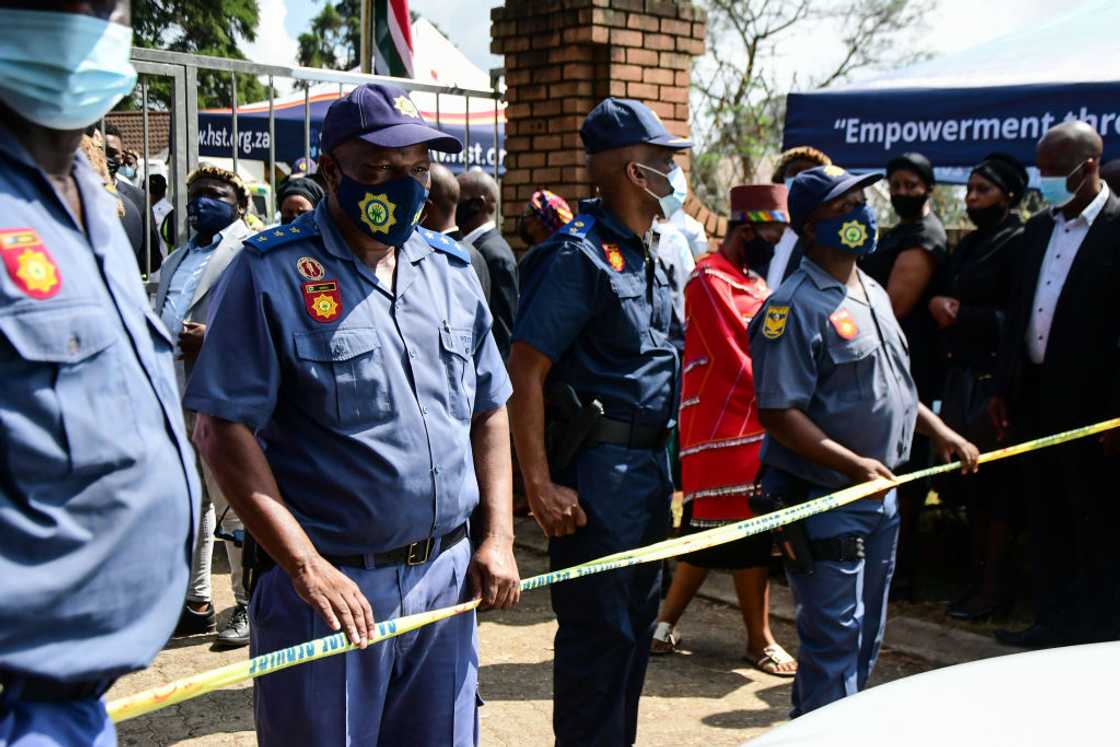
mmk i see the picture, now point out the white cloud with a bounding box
[244,0,301,94]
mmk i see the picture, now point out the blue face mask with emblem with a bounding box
[187,196,237,237]
[336,172,429,247]
[0,10,137,131]
[812,202,879,256]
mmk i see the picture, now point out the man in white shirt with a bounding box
[668,207,708,259]
[991,121,1120,649]
[653,219,695,351]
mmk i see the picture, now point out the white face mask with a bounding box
[636,163,688,219]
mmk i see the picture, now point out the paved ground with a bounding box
[109,543,935,746]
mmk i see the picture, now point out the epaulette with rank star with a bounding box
[560,214,596,239]
[244,219,320,252]
[417,226,470,264]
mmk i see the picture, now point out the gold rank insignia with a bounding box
[358,193,397,235]
[838,220,869,250]
[762,305,790,340]
[602,243,625,272]
[823,164,845,177]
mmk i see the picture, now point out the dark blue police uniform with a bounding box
[515,195,680,745]
[0,124,200,744]
[185,197,510,742]
[748,166,919,718]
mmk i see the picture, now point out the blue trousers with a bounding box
[763,472,900,719]
[549,444,672,747]
[249,538,478,746]
[0,687,114,747]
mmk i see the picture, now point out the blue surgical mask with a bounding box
[336,172,428,247]
[1038,161,1086,207]
[637,163,688,219]
[187,197,237,237]
[118,164,137,181]
[0,10,137,131]
[813,203,879,256]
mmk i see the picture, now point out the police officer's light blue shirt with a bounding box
[0,125,199,681]
[159,232,222,347]
[749,258,918,489]
[184,204,511,555]
[514,199,679,426]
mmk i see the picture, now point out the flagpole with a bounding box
[360,0,373,74]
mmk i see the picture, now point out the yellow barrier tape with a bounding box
[107,417,1120,723]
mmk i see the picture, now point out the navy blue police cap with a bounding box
[579,98,692,155]
[320,83,462,155]
[788,164,882,235]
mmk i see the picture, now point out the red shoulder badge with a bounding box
[0,228,62,299]
[303,280,342,323]
[829,308,859,340]
[602,243,625,272]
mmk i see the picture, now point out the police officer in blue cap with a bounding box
[0,2,200,744]
[748,165,980,717]
[509,98,689,746]
[186,82,520,745]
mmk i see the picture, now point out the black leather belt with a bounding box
[590,416,672,450]
[0,671,114,702]
[810,534,866,563]
[323,524,468,569]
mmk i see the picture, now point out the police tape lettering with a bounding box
[106,417,1120,724]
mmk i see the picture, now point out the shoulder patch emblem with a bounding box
[602,243,625,272]
[296,256,325,280]
[0,228,61,299]
[762,305,790,340]
[829,307,859,340]
[303,280,341,323]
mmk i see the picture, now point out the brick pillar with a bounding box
[492,0,717,252]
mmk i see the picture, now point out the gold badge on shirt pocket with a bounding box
[762,305,790,340]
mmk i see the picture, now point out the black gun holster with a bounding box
[242,532,276,599]
[749,475,816,576]
[544,382,604,475]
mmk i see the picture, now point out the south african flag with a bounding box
[369,0,414,78]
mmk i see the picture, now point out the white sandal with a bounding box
[650,622,679,655]
[749,643,797,677]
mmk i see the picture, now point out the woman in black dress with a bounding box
[860,152,947,599]
[929,153,1028,619]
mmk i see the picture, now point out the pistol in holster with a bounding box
[242,532,276,599]
[749,480,816,576]
[544,382,604,475]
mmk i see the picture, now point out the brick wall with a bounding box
[493,0,726,251]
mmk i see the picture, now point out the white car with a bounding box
[749,643,1119,746]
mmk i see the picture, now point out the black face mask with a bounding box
[966,204,1007,231]
[743,237,775,273]
[455,199,482,230]
[106,155,121,177]
[891,194,927,220]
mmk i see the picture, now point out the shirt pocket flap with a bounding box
[610,273,644,298]
[0,305,116,364]
[294,327,380,363]
[827,334,879,365]
[439,324,472,361]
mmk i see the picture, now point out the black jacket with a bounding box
[935,214,1023,373]
[997,190,1120,432]
[116,178,162,275]
[469,227,518,361]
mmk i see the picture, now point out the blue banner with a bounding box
[783,81,1120,169]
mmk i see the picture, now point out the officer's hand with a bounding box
[290,554,375,648]
[526,481,588,538]
[468,536,521,610]
[178,322,206,362]
[987,396,1011,443]
[932,426,981,474]
[846,457,896,500]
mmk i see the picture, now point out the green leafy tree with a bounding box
[692,0,936,211]
[126,0,270,109]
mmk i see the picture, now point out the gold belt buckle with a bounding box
[406,538,433,565]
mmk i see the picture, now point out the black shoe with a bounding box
[215,603,250,649]
[948,597,1012,622]
[993,623,1068,649]
[174,602,216,637]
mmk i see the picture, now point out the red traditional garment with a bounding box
[678,250,770,525]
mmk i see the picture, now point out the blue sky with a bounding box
[251,0,1076,86]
